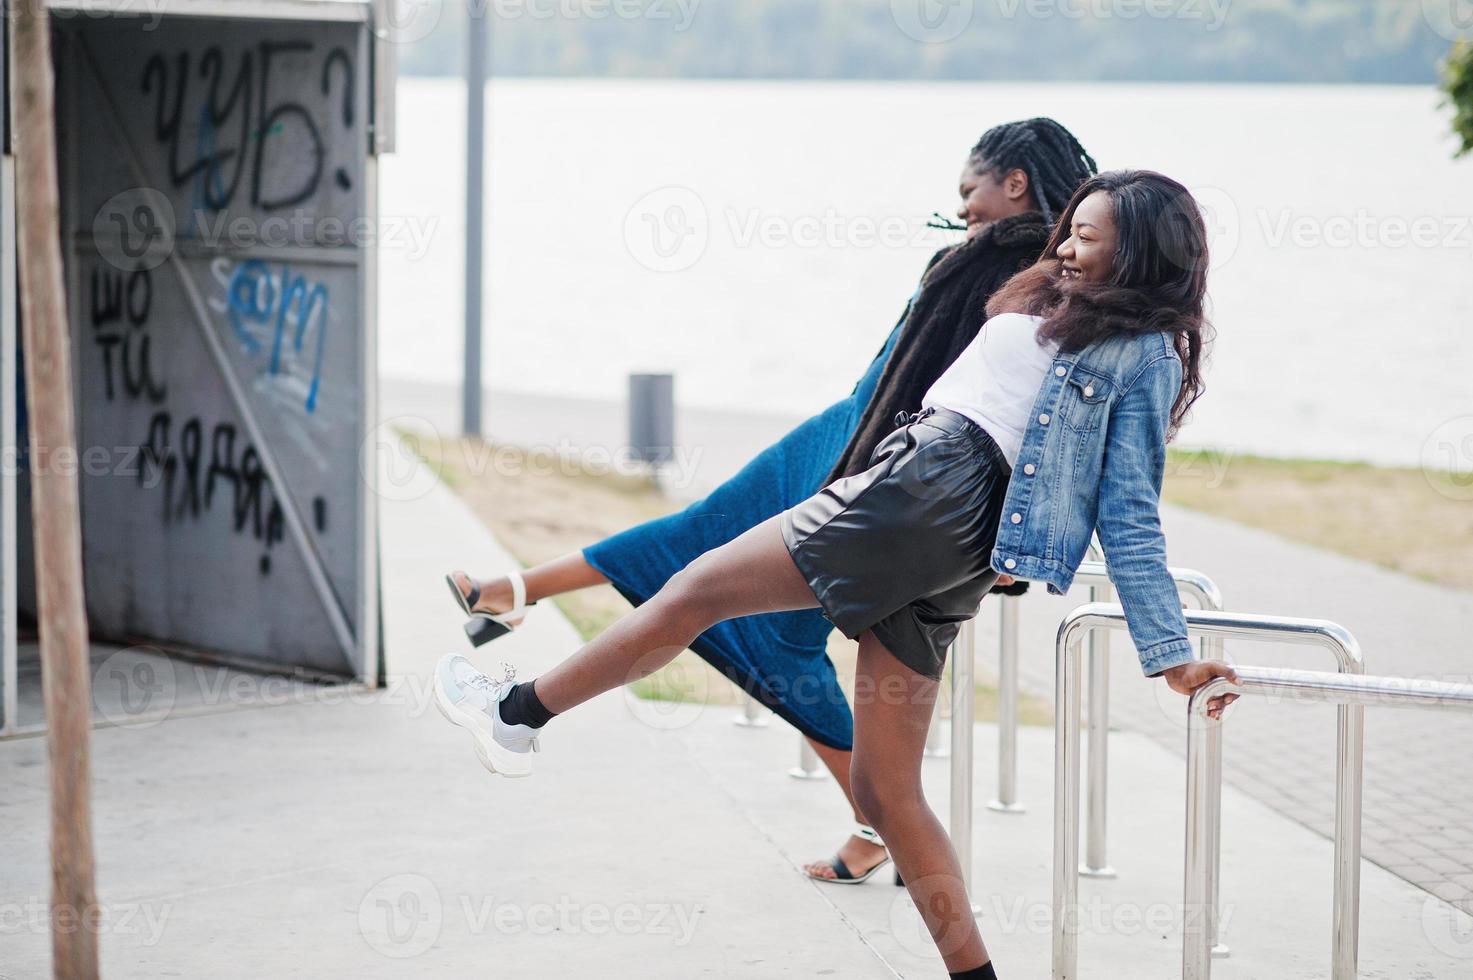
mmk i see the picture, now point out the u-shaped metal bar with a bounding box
[1183,666,1473,979]
[1052,606,1364,980]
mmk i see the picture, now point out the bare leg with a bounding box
[533,515,820,714]
[850,629,991,973]
[800,741,890,880]
[468,537,886,878]
[451,552,609,615]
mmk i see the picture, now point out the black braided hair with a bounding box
[968,118,1098,227]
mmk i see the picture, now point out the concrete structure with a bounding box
[0,0,397,736]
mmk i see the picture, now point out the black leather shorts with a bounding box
[780,407,1012,681]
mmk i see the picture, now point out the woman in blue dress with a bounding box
[446,118,1097,884]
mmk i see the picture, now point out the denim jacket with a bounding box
[989,328,1195,677]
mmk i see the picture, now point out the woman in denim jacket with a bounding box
[434,170,1241,980]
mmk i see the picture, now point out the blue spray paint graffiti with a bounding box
[192,101,231,220]
[226,259,328,412]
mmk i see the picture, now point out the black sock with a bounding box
[499,680,556,729]
[949,963,997,980]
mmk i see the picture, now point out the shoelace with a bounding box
[465,661,517,694]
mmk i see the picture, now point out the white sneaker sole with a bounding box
[432,672,533,778]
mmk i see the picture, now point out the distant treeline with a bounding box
[395,0,1456,83]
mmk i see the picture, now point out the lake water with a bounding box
[379,78,1472,469]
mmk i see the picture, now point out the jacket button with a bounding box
[1010,513,1022,524]
[1023,463,1036,475]
[1003,558,1017,570]
[1084,386,1095,397]
[1054,365,1066,377]
[1038,413,1051,425]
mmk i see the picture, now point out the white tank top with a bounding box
[921,312,1058,468]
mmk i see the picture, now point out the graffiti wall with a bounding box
[52,15,372,676]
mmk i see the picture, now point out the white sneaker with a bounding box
[432,654,540,777]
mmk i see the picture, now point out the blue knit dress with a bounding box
[583,307,908,750]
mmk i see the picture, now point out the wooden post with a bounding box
[11,2,102,977]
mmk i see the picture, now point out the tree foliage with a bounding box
[399,0,1451,84]
[1443,42,1473,157]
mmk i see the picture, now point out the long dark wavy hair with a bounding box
[986,169,1214,439]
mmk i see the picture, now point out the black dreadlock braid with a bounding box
[969,118,1098,227]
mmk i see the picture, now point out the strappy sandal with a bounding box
[805,824,897,886]
[445,570,535,646]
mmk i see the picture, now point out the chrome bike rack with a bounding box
[1052,607,1364,980]
[990,561,1223,862]
[788,635,950,780]
[735,693,770,728]
[1181,666,1473,980]
[1072,564,1223,880]
[789,736,828,780]
[950,617,982,909]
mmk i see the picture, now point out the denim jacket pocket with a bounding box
[1060,365,1113,432]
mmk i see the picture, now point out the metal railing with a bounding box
[1052,607,1365,980]
[789,736,827,780]
[1181,665,1473,980]
[1074,565,1222,880]
[991,563,1224,872]
[736,693,770,729]
[949,617,982,909]
[792,563,1219,907]
[988,539,1102,816]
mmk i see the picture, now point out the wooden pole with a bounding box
[10,3,102,977]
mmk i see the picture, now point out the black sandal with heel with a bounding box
[805,824,900,886]
[445,570,535,646]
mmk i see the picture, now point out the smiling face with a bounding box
[956,158,1037,238]
[1055,189,1118,283]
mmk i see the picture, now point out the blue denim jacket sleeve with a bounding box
[1096,351,1195,677]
